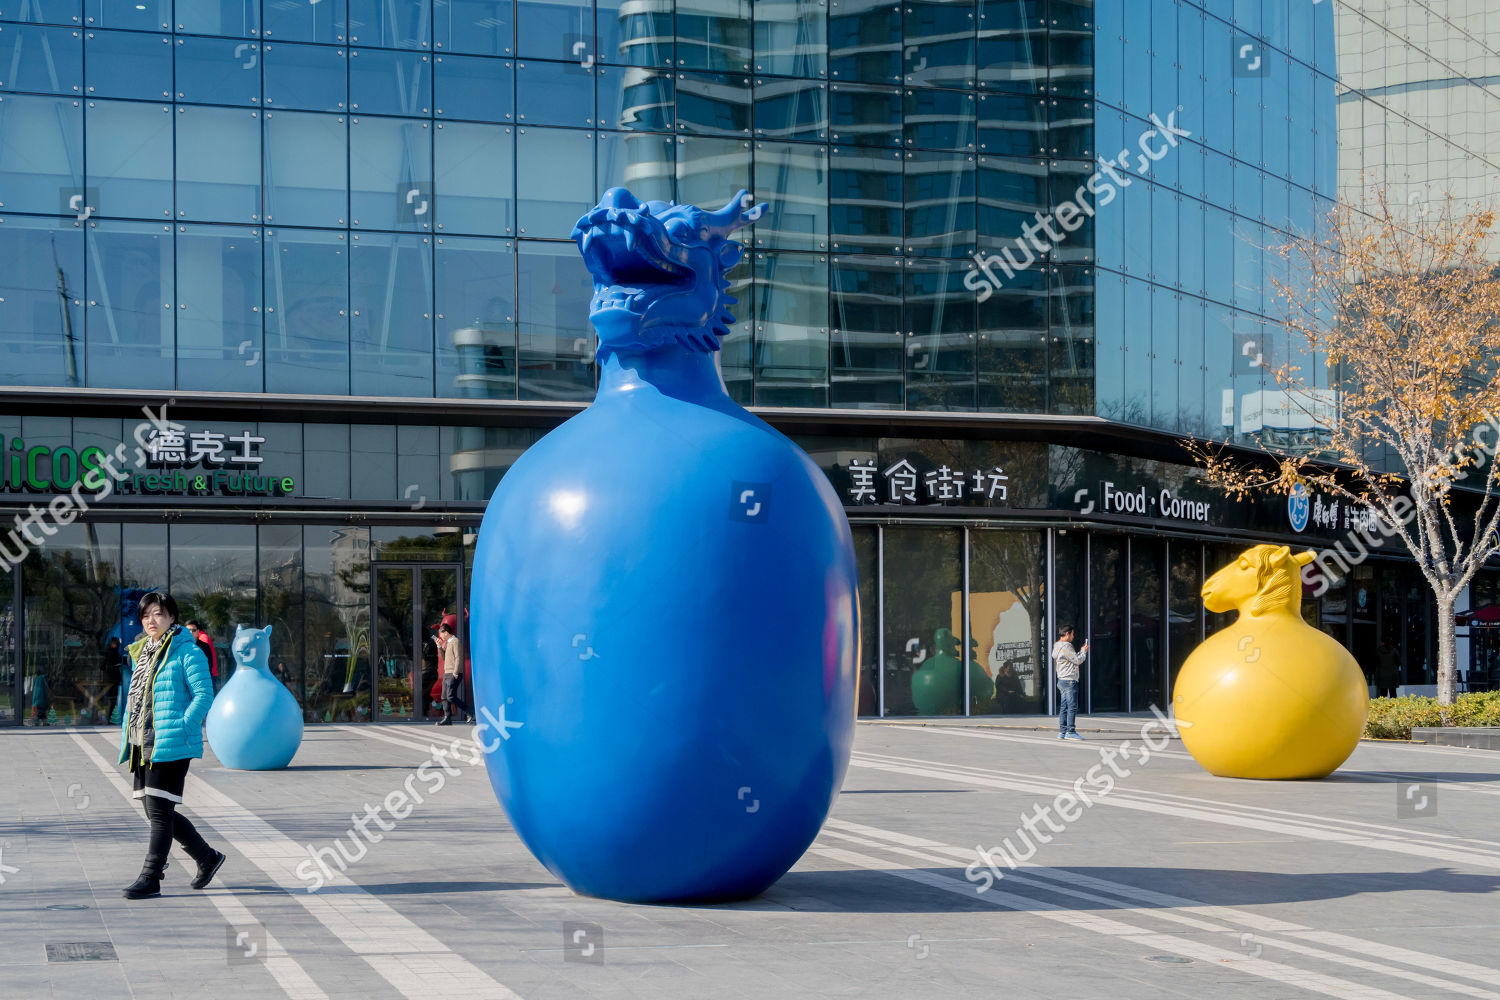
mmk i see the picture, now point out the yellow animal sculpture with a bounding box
[1173,545,1368,779]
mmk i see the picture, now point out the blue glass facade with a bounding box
[4,2,1499,723]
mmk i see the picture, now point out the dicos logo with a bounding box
[1287,482,1310,533]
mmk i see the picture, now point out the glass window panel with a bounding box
[827,0,898,85]
[882,527,963,716]
[174,35,261,106]
[904,87,975,151]
[977,263,1044,412]
[753,250,827,407]
[85,99,172,220]
[1150,284,1176,427]
[264,110,348,227]
[434,53,512,122]
[1167,542,1203,693]
[828,82,899,148]
[904,149,974,258]
[1119,15,1148,112]
[1050,95,1091,158]
[1178,139,1204,201]
[719,251,753,404]
[970,528,1047,714]
[515,125,591,238]
[0,217,83,385]
[257,522,305,706]
[1122,277,1150,422]
[753,0,825,78]
[83,28,170,100]
[1089,533,1125,712]
[904,259,974,410]
[347,0,429,49]
[977,0,1044,93]
[175,224,262,393]
[1129,537,1165,712]
[304,523,371,718]
[1048,263,1093,414]
[904,0,975,90]
[674,69,750,137]
[830,145,902,254]
[177,0,259,37]
[1,0,79,25]
[264,228,349,393]
[1150,184,1175,283]
[1048,7,1091,99]
[751,141,826,252]
[596,130,673,203]
[515,58,592,126]
[350,232,433,396]
[0,93,82,214]
[434,120,514,236]
[83,0,168,31]
[1177,197,1204,296]
[263,0,346,43]
[674,135,748,213]
[434,0,512,55]
[1093,268,1123,418]
[830,255,902,408]
[596,0,671,68]
[350,48,430,116]
[263,40,347,111]
[976,153,1044,256]
[170,524,257,659]
[0,23,81,96]
[349,115,432,230]
[436,235,515,399]
[301,426,350,498]
[175,105,261,223]
[1093,0,1121,108]
[1121,170,1148,274]
[1176,6,1203,124]
[596,65,671,131]
[977,91,1044,157]
[851,525,878,714]
[516,240,594,401]
[753,77,826,142]
[1150,0,1176,113]
[83,220,174,390]
[1047,160,1091,263]
[676,0,751,74]
[516,0,590,61]
[1177,294,1206,436]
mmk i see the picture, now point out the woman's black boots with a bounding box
[122,854,167,899]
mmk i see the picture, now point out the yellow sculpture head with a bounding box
[1201,545,1316,616]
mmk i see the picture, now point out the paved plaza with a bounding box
[2,717,1498,999]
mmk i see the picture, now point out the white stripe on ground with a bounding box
[67,732,329,1000]
[331,724,482,765]
[820,819,1500,996]
[811,844,1414,1000]
[851,749,1500,861]
[72,731,525,1000]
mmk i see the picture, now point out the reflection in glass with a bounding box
[853,526,878,715]
[349,116,432,230]
[904,149,975,257]
[264,111,347,227]
[829,83,901,147]
[259,524,305,709]
[263,0,345,43]
[977,264,1045,412]
[434,54,513,123]
[828,0,899,85]
[1049,264,1093,414]
[0,95,82,214]
[977,0,1045,92]
[516,241,594,401]
[976,91,1045,157]
[516,126,593,238]
[597,0,672,68]
[84,29,170,100]
[83,101,172,222]
[306,526,372,723]
[905,87,975,151]
[1168,542,1202,697]
[435,0,512,55]
[1129,538,1164,712]
[830,255,903,408]
[84,221,174,391]
[0,23,81,96]
[676,0,751,74]
[904,259,975,410]
[674,70,751,136]
[752,141,826,251]
[265,229,349,394]
[676,135,750,211]
[174,36,260,106]
[515,59,593,127]
[754,0,826,77]
[0,218,83,385]
[969,529,1046,715]
[263,41,347,112]
[830,146,902,254]
[904,0,976,89]
[516,0,591,61]
[753,251,827,407]
[350,49,431,116]
[754,78,827,142]
[436,236,516,399]
[176,225,261,394]
[1089,533,1124,712]
[596,66,673,131]
[597,131,674,203]
[882,527,962,717]
[175,105,260,223]
[170,523,257,680]
[434,121,514,236]
[348,0,429,49]
[350,233,434,397]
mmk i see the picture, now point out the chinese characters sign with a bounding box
[846,459,1010,506]
[140,428,266,468]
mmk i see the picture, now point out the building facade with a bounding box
[2,0,1497,725]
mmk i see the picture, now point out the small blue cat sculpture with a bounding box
[205,624,304,770]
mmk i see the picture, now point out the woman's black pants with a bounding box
[142,796,213,870]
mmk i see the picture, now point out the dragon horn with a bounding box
[703,189,766,238]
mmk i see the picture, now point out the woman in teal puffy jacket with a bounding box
[118,591,226,900]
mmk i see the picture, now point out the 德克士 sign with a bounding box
[0,429,296,498]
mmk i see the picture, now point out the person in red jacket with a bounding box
[183,621,219,689]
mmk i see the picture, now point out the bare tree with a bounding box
[1187,190,1500,707]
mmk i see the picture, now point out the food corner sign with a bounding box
[0,428,296,498]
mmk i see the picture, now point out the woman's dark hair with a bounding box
[139,591,179,621]
[438,623,453,635]
[1058,623,1075,637]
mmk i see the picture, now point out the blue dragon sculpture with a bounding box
[570,187,764,357]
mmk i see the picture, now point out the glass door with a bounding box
[1,569,15,725]
[371,563,463,722]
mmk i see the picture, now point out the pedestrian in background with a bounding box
[435,620,471,726]
[119,592,225,900]
[184,619,220,689]
[1052,624,1088,742]
[1374,640,1401,699]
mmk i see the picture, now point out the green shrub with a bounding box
[1363,691,1500,740]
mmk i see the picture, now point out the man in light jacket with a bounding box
[434,621,472,726]
[1051,624,1088,741]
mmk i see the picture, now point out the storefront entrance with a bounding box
[371,563,465,722]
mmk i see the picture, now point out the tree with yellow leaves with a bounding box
[1188,190,1500,707]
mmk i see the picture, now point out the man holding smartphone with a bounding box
[1052,624,1089,741]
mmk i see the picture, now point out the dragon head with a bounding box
[571,187,764,357]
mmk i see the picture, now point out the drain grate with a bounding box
[1144,954,1192,964]
[45,942,118,963]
